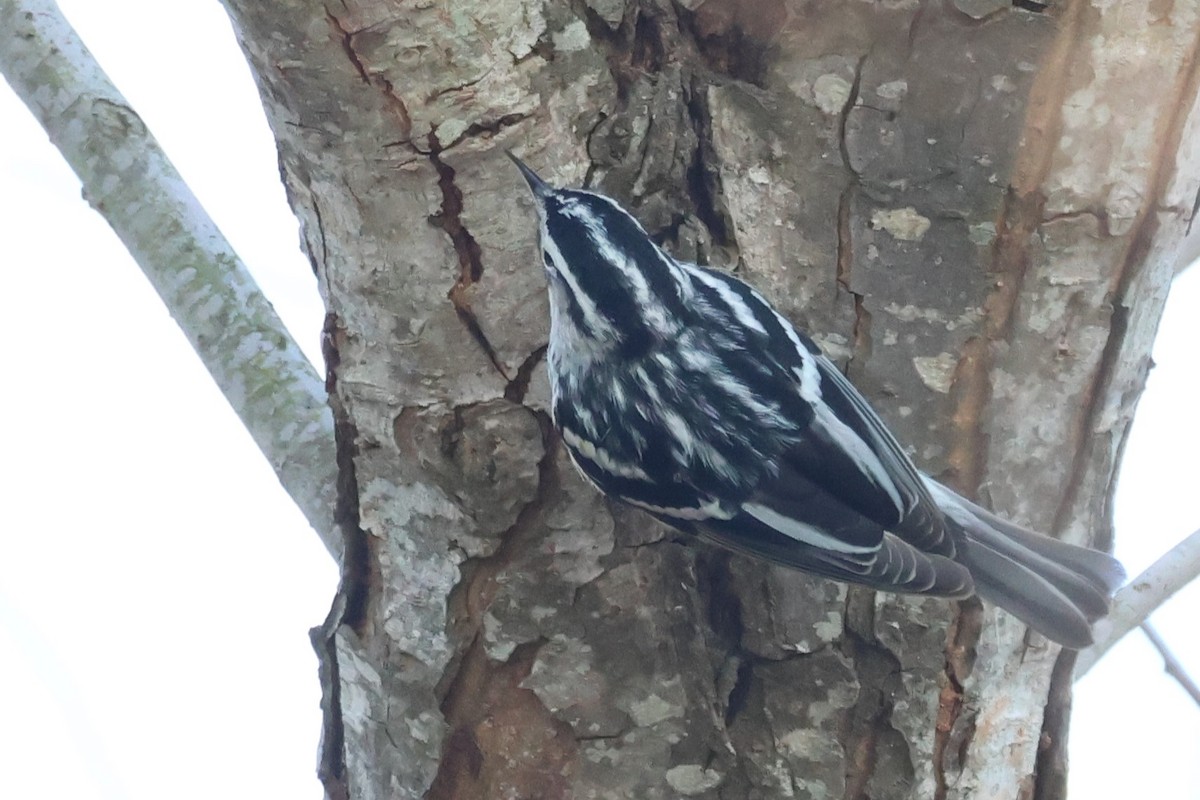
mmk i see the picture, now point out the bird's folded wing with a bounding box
[682,262,953,557]
[687,476,974,596]
[784,352,954,556]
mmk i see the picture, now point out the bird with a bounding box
[506,151,1124,648]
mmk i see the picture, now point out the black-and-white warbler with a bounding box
[508,152,1124,647]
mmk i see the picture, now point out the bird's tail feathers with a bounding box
[926,479,1125,648]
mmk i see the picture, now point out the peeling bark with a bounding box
[217,1,1196,797]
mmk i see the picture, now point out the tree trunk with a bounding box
[219,1,1198,798]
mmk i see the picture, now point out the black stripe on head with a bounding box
[545,194,650,351]
[544,250,595,337]
[581,193,689,320]
[543,191,686,354]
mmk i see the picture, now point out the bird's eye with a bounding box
[543,251,555,270]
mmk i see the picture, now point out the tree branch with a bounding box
[1140,622,1200,707]
[0,0,339,559]
[1075,528,1200,677]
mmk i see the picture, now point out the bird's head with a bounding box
[507,152,690,356]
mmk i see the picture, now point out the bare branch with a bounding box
[0,0,339,558]
[1075,528,1200,677]
[1140,622,1200,707]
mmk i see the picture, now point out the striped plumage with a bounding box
[509,153,1124,647]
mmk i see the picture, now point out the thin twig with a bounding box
[1075,529,1200,677]
[0,0,339,558]
[1140,622,1200,707]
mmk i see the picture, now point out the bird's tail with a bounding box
[925,479,1126,648]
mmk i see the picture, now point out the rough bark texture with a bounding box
[219,1,1199,798]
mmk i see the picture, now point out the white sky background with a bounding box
[0,2,1197,798]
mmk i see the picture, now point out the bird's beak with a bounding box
[506,151,551,199]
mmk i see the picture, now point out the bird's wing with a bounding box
[684,461,974,596]
[684,264,954,558]
[797,353,952,554]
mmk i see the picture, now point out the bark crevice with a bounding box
[841,588,913,800]
[430,148,510,381]
[312,311,376,800]
[504,345,549,403]
[325,6,413,141]
[932,597,983,800]
[430,410,579,799]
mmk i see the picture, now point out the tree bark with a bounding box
[218,1,1199,798]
